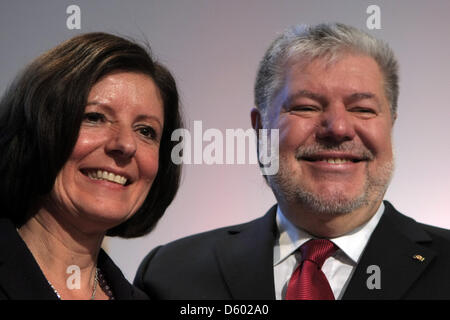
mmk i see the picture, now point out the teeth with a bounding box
[88,170,128,185]
[324,158,349,164]
[114,175,122,184]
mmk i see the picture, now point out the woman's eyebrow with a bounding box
[85,101,114,112]
[135,114,163,129]
[86,101,163,128]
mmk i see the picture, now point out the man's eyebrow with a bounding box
[284,90,327,107]
[284,91,382,108]
[344,92,379,105]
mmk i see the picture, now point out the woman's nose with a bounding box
[105,126,137,160]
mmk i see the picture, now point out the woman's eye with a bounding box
[138,126,157,140]
[83,112,106,123]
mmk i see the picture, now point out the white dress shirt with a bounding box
[273,202,385,300]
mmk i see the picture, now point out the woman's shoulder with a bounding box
[0,218,58,300]
[97,249,149,300]
[0,218,22,253]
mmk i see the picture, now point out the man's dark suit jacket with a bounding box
[0,218,147,300]
[134,201,450,299]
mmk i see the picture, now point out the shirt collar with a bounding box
[274,202,385,266]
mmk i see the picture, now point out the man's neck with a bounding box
[278,199,383,238]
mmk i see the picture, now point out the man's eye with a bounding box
[354,108,374,113]
[83,112,106,123]
[289,105,318,112]
[351,107,377,117]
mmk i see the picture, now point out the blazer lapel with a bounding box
[342,202,436,299]
[214,205,278,299]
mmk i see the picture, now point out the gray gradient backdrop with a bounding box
[1,0,449,282]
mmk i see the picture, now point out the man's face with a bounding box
[266,54,395,216]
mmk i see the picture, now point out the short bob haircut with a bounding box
[0,32,183,238]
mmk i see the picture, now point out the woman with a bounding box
[0,32,182,299]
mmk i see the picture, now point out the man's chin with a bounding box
[293,189,370,216]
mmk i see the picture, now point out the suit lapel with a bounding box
[214,206,278,299]
[342,202,435,299]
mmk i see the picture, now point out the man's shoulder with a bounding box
[134,206,278,298]
[152,205,277,254]
[153,214,267,254]
[417,222,450,242]
[135,206,277,277]
[133,213,268,295]
[384,200,450,245]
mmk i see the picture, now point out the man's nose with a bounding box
[316,105,355,143]
[105,126,137,161]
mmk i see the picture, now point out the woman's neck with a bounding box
[17,208,107,299]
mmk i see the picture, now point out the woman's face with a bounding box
[48,71,164,234]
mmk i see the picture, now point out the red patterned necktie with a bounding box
[285,239,337,300]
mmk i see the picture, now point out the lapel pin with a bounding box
[413,254,425,262]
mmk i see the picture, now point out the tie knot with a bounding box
[300,239,336,268]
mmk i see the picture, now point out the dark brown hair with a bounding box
[0,32,183,237]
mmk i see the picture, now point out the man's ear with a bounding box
[392,112,398,124]
[251,107,263,173]
[251,107,262,132]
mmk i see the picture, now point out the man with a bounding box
[134,23,450,299]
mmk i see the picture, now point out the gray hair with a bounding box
[254,23,399,122]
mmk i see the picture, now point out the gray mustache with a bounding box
[295,143,374,160]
